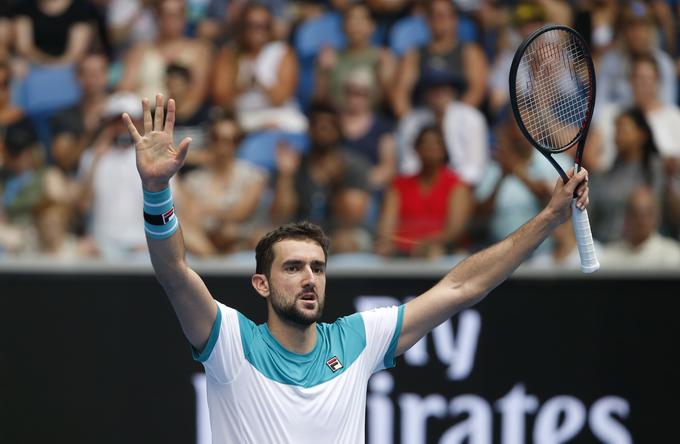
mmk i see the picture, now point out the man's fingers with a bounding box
[165,98,175,135]
[564,168,587,195]
[122,113,142,143]
[154,94,164,131]
[142,97,152,133]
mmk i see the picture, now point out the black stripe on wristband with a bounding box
[144,207,176,225]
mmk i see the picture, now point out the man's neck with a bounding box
[267,315,317,355]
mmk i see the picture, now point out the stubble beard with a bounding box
[270,286,324,327]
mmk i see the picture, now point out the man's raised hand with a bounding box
[122,94,191,192]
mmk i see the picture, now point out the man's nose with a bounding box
[301,265,317,286]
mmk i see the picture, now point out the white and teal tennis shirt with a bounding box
[193,301,405,444]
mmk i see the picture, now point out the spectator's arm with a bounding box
[60,22,91,64]
[441,183,473,244]
[313,47,337,104]
[118,44,145,93]
[217,172,267,223]
[390,49,419,118]
[415,183,473,251]
[512,166,552,202]
[183,42,212,111]
[15,16,50,63]
[0,17,10,59]
[212,47,239,108]
[461,44,489,109]
[377,48,397,103]
[375,187,399,256]
[261,48,298,107]
[369,132,397,189]
[476,173,504,216]
[270,144,300,222]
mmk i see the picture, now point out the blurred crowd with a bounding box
[1,0,680,269]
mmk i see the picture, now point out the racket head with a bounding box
[509,25,596,157]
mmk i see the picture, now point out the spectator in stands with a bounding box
[76,92,147,259]
[376,126,472,258]
[314,2,396,111]
[597,2,675,108]
[178,113,268,256]
[49,53,110,169]
[271,103,371,235]
[391,0,488,117]
[32,199,85,258]
[628,55,680,159]
[197,0,289,44]
[0,2,11,61]
[600,186,680,268]
[0,63,23,140]
[119,0,211,112]
[212,3,306,133]
[0,119,45,254]
[488,2,546,118]
[572,0,618,58]
[107,0,157,49]
[475,116,568,249]
[45,109,86,208]
[338,68,396,192]
[595,55,680,171]
[14,0,93,65]
[589,108,663,244]
[396,68,488,186]
[165,63,210,151]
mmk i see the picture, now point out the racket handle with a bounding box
[571,200,600,273]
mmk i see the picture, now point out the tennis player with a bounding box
[123,94,589,444]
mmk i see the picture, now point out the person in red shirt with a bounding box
[377,125,472,258]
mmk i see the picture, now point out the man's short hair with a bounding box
[255,222,330,276]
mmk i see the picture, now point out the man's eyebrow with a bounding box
[280,259,326,268]
[311,260,326,268]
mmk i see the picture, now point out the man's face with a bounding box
[266,239,327,326]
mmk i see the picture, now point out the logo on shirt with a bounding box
[326,356,343,372]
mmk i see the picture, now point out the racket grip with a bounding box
[571,200,600,273]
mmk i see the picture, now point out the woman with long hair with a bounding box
[212,4,306,133]
[376,126,472,258]
[589,108,663,243]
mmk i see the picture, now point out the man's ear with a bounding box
[251,274,270,298]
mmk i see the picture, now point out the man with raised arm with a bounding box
[123,94,590,444]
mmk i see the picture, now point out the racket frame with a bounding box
[508,24,597,183]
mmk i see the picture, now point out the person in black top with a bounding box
[14,0,93,64]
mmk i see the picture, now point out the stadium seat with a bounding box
[237,130,310,172]
[292,12,346,108]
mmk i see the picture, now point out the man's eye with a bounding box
[313,267,324,274]
[285,265,299,272]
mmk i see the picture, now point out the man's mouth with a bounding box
[300,291,316,301]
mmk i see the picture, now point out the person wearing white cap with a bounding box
[76,92,149,259]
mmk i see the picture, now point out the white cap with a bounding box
[103,92,142,120]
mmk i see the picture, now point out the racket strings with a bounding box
[515,30,592,151]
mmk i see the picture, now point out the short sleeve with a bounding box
[192,302,248,385]
[360,305,405,373]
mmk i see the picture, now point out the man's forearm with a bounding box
[443,208,560,307]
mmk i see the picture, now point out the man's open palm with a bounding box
[122,94,191,191]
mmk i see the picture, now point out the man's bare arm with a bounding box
[396,170,590,355]
[123,94,216,351]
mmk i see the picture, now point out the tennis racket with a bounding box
[509,25,599,273]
